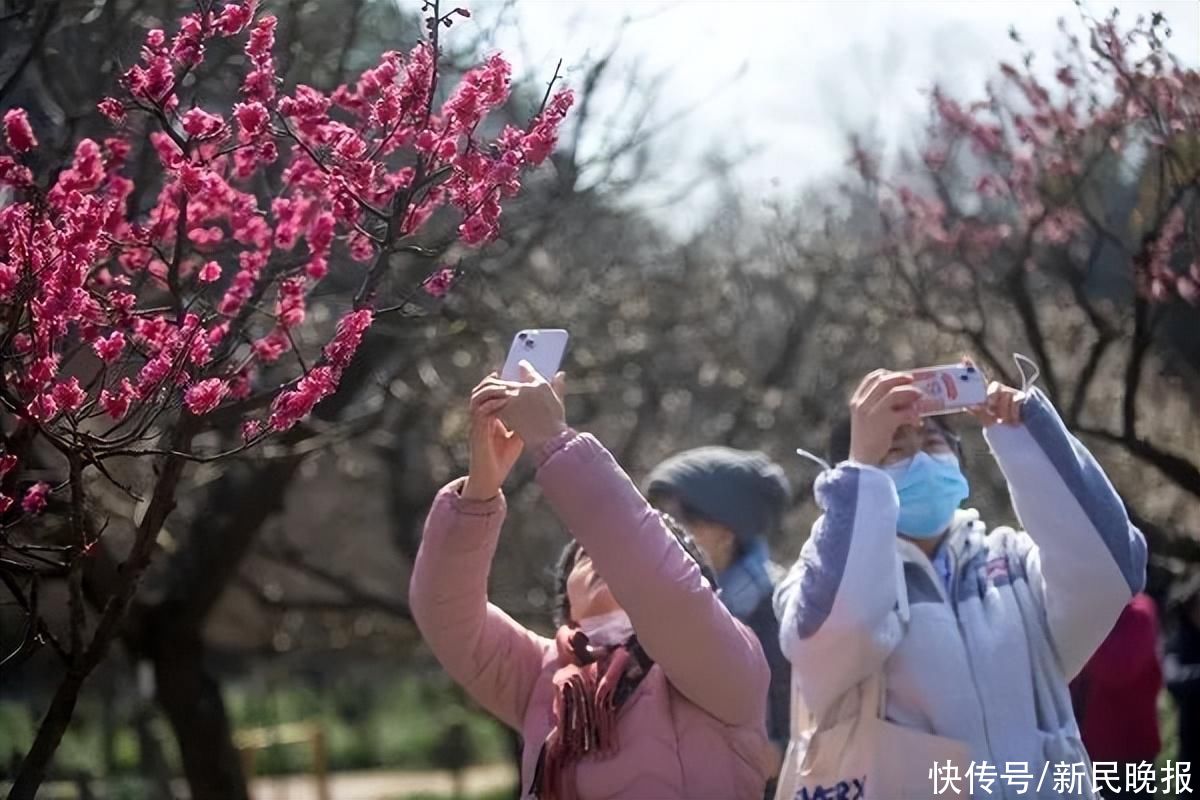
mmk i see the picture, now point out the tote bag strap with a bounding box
[790,666,810,740]
[778,553,912,798]
[795,554,910,749]
[863,557,909,721]
[895,555,911,628]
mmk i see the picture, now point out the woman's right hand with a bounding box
[463,373,524,501]
[847,370,923,466]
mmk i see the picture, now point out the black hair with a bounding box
[827,414,962,465]
[553,512,720,626]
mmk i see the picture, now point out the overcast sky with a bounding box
[467,1,1200,230]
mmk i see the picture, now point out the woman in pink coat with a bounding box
[410,364,775,799]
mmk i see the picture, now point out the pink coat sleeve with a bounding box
[409,479,552,730]
[534,430,770,727]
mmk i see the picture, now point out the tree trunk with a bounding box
[133,700,178,799]
[152,631,250,800]
[100,675,117,776]
[130,458,305,800]
[7,670,85,799]
[136,335,395,798]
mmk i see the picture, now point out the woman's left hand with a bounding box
[497,361,568,452]
[971,381,1025,427]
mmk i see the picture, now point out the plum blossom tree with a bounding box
[850,7,1200,536]
[0,0,571,795]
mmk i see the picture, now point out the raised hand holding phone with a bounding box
[945,356,1025,427]
[463,373,524,501]
[497,362,567,452]
[969,381,1025,427]
[848,370,923,466]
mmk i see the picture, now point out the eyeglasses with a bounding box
[880,423,960,467]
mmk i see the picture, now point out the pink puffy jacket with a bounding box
[410,429,775,799]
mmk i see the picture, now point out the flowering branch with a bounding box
[853,8,1200,506]
[0,0,574,793]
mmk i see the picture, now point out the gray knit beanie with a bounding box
[643,447,791,549]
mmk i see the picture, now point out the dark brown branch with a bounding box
[66,452,86,663]
[166,187,189,321]
[0,2,35,24]
[0,570,68,665]
[1004,265,1060,405]
[724,278,826,446]
[0,604,39,670]
[1123,297,1151,440]
[1075,425,1200,499]
[537,58,564,117]
[1068,334,1114,425]
[255,545,412,622]
[333,0,368,88]
[86,417,194,656]
[234,573,396,615]
[421,0,441,123]
[275,115,388,222]
[9,417,198,798]
[0,0,60,106]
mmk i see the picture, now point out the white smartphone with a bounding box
[910,363,988,417]
[500,329,569,382]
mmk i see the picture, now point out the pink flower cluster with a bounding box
[0,0,572,449]
[22,482,50,515]
[883,8,1198,313]
[267,309,373,431]
[1142,207,1199,304]
[184,377,230,415]
[445,87,575,246]
[3,109,37,153]
[422,266,457,298]
[931,88,1003,155]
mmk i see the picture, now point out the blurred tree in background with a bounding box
[852,6,1200,563]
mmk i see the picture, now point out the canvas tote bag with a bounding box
[775,559,972,800]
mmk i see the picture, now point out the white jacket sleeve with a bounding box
[984,388,1147,679]
[774,462,906,720]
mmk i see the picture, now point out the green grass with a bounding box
[1155,691,1182,799]
[223,673,510,775]
[1158,689,1180,766]
[0,695,149,777]
[1,672,510,779]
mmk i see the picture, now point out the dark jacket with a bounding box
[744,590,790,747]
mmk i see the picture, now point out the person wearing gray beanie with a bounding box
[644,446,792,786]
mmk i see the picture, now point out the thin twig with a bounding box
[536,58,564,117]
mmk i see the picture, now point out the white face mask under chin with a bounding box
[577,609,634,647]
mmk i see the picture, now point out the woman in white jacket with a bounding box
[775,369,1147,800]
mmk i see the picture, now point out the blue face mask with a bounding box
[882,451,970,539]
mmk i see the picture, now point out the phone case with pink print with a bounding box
[910,364,988,417]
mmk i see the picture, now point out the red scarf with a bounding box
[529,626,652,800]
